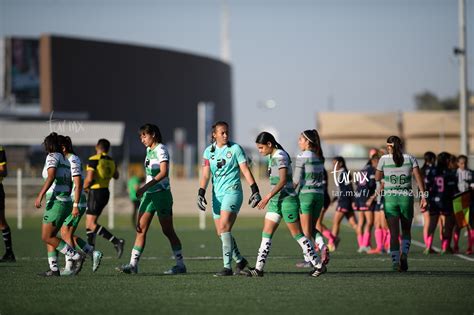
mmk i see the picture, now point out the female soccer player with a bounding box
[197,121,261,276]
[117,124,186,274]
[0,145,15,262]
[319,169,337,251]
[35,132,83,277]
[455,155,474,254]
[420,151,437,254]
[375,136,426,271]
[293,129,329,267]
[430,152,459,254]
[58,136,103,275]
[246,131,325,277]
[353,154,378,253]
[328,156,357,252]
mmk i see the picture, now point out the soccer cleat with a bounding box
[466,248,473,255]
[295,260,312,268]
[116,263,138,274]
[357,246,370,254]
[38,269,60,277]
[245,267,264,277]
[310,264,327,277]
[320,244,330,265]
[234,258,249,275]
[367,248,383,254]
[423,248,436,255]
[333,237,341,250]
[164,265,187,275]
[92,250,103,272]
[72,254,86,275]
[440,247,453,255]
[60,268,75,276]
[453,246,459,254]
[114,239,125,259]
[399,253,408,272]
[392,263,400,271]
[0,252,16,263]
[214,268,233,277]
[327,243,336,252]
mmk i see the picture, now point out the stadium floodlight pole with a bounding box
[220,0,231,63]
[456,0,469,155]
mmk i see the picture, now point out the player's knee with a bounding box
[41,234,52,243]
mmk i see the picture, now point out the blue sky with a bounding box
[1,0,472,153]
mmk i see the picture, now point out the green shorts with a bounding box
[383,194,414,219]
[299,193,324,219]
[268,195,300,223]
[43,197,73,227]
[212,192,243,219]
[62,205,87,228]
[139,190,173,217]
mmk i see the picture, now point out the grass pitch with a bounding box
[0,216,473,315]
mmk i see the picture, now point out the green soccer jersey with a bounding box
[144,143,170,193]
[268,149,296,200]
[203,142,247,195]
[293,150,325,195]
[377,153,418,192]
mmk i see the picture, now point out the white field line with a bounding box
[411,240,474,262]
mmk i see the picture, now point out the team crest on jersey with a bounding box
[226,151,232,159]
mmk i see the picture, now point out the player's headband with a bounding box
[302,132,314,144]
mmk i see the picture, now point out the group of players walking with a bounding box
[0,121,471,276]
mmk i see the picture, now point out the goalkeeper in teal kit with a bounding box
[197,121,261,276]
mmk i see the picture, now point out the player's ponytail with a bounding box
[58,135,76,155]
[436,152,450,172]
[422,151,436,173]
[387,135,404,167]
[255,131,291,163]
[302,129,325,162]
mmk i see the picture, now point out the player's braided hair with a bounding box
[210,121,229,153]
[387,135,404,167]
[302,129,325,162]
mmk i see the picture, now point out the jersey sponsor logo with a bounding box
[226,151,232,159]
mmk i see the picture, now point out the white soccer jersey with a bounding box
[68,153,87,205]
[144,143,170,192]
[376,154,418,191]
[42,152,72,200]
